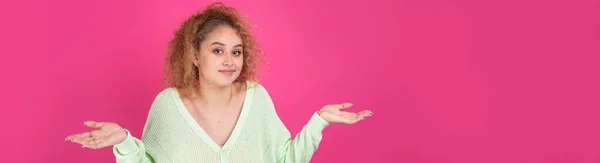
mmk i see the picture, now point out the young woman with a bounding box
[66,2,373,163]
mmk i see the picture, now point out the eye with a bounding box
[213,49,224,54]
[233,51,242,56]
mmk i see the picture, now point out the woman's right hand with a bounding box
[65,121,128,149]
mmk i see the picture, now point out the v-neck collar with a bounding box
[171,80,255,151]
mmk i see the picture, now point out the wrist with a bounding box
[117,129,129,144]
[317,109,324,117]
[308,111,330,131]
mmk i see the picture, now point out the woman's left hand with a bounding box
[317,102,373,124]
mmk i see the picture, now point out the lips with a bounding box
[219,70,235,75]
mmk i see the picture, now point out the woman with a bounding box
[66,2,373,163]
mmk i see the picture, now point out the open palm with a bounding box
[65,121,127,149]
[317,102,373,124]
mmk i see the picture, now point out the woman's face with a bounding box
[194,25,244,87]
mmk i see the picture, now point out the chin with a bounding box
[205,73,240,87]
[217,78,239,87]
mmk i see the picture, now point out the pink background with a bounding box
[1,0,599,162]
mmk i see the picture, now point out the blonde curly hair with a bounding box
[163,2,265,95]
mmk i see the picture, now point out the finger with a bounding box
[354,110,373,120]
[335,102,353,110]
[72,134,94,144]
[342,116,362,124]
[76,135,93,142]
[342,112,357,117]
[67,132,91,142]
[79,137,95,146]
[357,110,373,118]
[340,110,372,124]
[84,121,104,129]
[65,134,77,141]
[341,112,358,119]
[66,132,85,141]
[68,129,107,142]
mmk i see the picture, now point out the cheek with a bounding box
[235,57,244,68]
[198,55,218,71]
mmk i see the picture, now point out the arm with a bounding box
[112,89,173,163]
[275,112,330,163]
[66,89,175,162]
[257,84,372,163]
[256,85,329,163]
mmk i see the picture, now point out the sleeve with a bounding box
[256,84,330,163]
[112,129,155,163]
[111,89,172,163]
[276,112,330,163]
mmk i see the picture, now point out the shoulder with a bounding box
[246,80,271,98]
[245,80,276,111]
[157,87,177,99]
[144,87,181,117]
[148,87,179,107]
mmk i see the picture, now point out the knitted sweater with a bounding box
[112,81,329,163]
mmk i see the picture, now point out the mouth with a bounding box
[218,70,235,75]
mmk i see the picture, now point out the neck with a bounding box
[194,79,234,109]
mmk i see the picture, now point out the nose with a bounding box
[223,52,233,66]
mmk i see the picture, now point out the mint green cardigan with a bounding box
[113,81,330,163]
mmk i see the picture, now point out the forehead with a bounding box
[202,25,242,46]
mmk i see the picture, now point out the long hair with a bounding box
[164,2,265,96]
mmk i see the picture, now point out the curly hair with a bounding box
[164,2,265,95]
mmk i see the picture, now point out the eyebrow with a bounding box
[210,42,243,48]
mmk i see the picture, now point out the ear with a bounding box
[193,53,199,66]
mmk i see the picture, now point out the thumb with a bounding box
[336,102,353,110]
[84,121,104,129]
